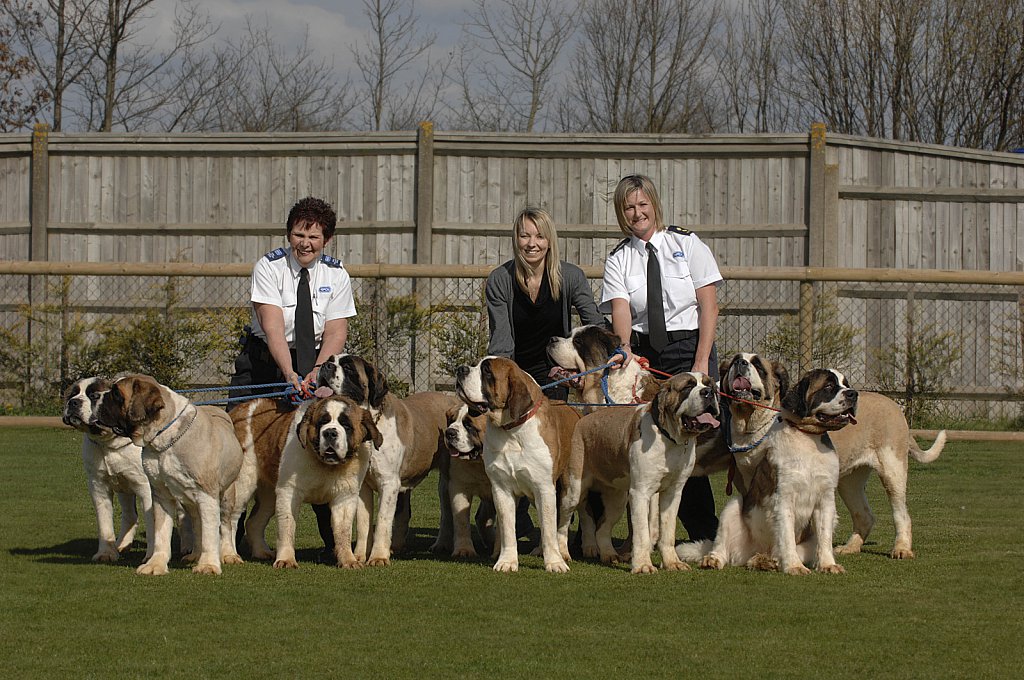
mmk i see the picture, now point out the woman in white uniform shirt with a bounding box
[600,174,722,541]
[230,196,356,559]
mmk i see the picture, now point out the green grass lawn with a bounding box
[1,427,1022,679]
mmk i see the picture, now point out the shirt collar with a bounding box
[630,229,666,255]
[286,247,318,276]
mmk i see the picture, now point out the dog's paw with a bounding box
[367,556,391,567]
[746,553,779,571]
[451,546,478,559]
[339,559,364,570]
[273,558,299,569]
[817,563,846,575]
[493,559,519,573]
[92,549,119,563]
[891,547,915,560]
[700,554,725,570]
[599,551,620,564]
[181,551,198,564]
[545,560,570,573]
[191,562,222,575]
[581,545,600,559]
[250,548,274,561]
[783,563,812,576]
[631,563,658,575]
[136,561,169,576]
[661,560,691,572]
[221,553,244,566]
[428,540,452,555]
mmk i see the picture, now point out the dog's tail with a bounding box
[909,430,946,464]
[675,539,714,562]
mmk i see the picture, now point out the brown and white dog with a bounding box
[455,356,582,573]
[716,352,945,559]
[93,374,255,575]
[434,402,494,558]
[679,368,857,575]
[316,354,460,566]
[232,396,381,569]
[572,372,720,574]
[547,324,660,407]
[63,377,154,563]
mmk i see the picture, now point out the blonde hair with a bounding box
[613,174,666,238]
[513,206,562,300]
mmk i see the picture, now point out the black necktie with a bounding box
[295,268,315,376]
[646,242,669,352]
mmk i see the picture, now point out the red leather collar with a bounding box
[501,398,544,431]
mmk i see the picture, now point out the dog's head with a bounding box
[315,354,389,409]
[720,352,789,408]
[650,371,721,440]
[62,377,116,436]
[781,368,858,432]
[296,396,383,466]
[455,356,538,422]
[92,374,166,440]
[547,324,620,372]
[444,402,487,460]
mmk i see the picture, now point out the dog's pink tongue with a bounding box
[697,412,720,428]
[732,376,752,391]
[314,386,334,398]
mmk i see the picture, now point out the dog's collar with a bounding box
[501,398,543,431]
[149,404,197,452]
[727,417,776,454]
[648,400,679,445]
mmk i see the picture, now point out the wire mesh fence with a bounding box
[2,264,1022,429]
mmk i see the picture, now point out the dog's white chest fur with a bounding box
[483,420,554,499]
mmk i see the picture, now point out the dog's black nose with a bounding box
[455,365,469,380]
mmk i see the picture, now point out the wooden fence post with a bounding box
[30,123,50,262]
[412,122,436,391]
[799,280,815,375]
[808,123,827,268]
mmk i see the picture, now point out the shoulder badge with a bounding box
[264,247,287,261]
[320,254,343,268]
[667,225,694,236]
[609,237,630,256]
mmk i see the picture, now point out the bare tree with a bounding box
[562,0,720,133]
[351,0,439,131]
[1,0,102,131]
[0,1,50,130]
[173,18,356,133]
[453,0,580,132]
[718,0,798,134]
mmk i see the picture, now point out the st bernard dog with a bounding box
[316,354,461,566]
[547,324,660,407]
[572,372,720,574]
[93,374,256,575]
[679,368,857,575]
[434,402,494,558]
[235,396,381,569]
[718,352,946,559]
[455,356,582,573]
[62,377,154,563]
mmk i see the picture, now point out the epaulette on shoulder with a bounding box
[320,254,343,268]
[610,237,630,256]
[667,225,694,236]
[264,247,287,261]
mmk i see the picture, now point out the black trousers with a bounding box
[632,329,720,542]
[230,333,336,552]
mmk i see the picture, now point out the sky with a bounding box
[147,0,482,68]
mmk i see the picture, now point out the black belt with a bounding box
[632,329,698,345]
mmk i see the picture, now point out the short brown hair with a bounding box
[613,174,665,238]
[286,197,337,241]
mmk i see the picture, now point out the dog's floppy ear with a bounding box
[361,408,383,449]
[719,355,735,383]
[296,403,317,449]
[127,377,165,426]
[780,373,809,416]
[367,362,389,409]
[506,372,535,422]
[772,362,790,401]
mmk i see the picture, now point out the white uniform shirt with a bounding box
[600,226,722,333]
[249,246,356,346]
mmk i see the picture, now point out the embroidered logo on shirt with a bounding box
[318,286,331,294]
[673,251,685,258]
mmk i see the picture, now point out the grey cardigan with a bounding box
[485,260,605,358]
